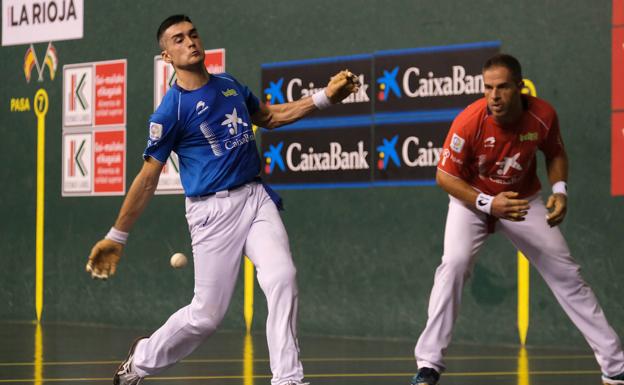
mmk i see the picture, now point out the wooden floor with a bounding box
[0,321,604,385]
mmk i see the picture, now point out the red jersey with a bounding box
[437,95,564,198]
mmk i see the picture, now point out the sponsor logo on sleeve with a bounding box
[149,122,163,140]
[450,133,465,153]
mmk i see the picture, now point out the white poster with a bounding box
[63,64,93,127]
[2,0,84,46]
[62,132,91,195]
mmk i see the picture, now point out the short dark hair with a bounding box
[157,14,192,45]
[483,53,523,82]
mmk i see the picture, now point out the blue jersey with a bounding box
[144,73,261,196]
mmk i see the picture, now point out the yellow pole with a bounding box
[517,252,530,345]
[244,256,254,332]
[34,322,43,385]
[34,89,49,323]
[243,331,254,385]
[517,346,530,385]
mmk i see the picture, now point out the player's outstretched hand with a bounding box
[86,239,123,280]
[546,193,567,227]
[325,69,361,104]
[491,191,530,221]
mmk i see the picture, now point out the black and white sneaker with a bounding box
[411,367,440,385]
[603,371,624,385]
[113,337,147,385]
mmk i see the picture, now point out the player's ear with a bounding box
[517,79,524,90]
[162,50,172,64]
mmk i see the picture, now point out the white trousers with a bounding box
[132,182,304,385]
[415,195,624,376]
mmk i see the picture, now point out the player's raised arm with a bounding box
[85,157,164,279]
[251,70,360,129]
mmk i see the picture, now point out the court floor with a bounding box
[0,321,604,385]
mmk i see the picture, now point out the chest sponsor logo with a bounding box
[495,152,523,176]
[200,108,254,156]
[195,100,209,115]
[222,88,238,97]
[519,132,538,142]
[221,107,248,135]
[450,133,465,153]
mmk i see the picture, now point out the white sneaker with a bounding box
[113,337,147,385]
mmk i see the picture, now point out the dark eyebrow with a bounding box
[170,28,197,41]
[170,32,184,40]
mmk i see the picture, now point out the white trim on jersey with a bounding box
[528,110,550,132]
[211,73,234,82]
[177,91,182,121]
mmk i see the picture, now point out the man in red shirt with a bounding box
[411,54,624,385]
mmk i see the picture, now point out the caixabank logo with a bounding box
[260,127,372,184]
[261,54,373,118]
[374,122,448,181]
[376,64,482,101]
[263,74,370,106]
[374,42,499,112]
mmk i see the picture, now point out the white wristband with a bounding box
[312,89,332,110]
[552,181,567,196]
[475,193,494,215]
[105,227,128,245]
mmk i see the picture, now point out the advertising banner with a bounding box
[374,42,499,114]
[62,59,127,196]
[94,61,126,126]
[93,129,125,194]
[373,121,448,183]
[62,131,91,194]
[259,41,498,189]
[260,126,372,186]
[2,0,83,46]
[261,54,373,119]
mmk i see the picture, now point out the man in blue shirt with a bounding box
[85,14,360,385]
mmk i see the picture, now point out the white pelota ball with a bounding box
[170,252,188,268]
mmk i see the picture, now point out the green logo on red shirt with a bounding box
[519,132,538,142]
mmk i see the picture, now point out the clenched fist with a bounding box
[324,69,361,104]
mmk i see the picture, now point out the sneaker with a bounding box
[411,367,440,385]
[603,372,624,385]
[280,382,310,385]
[113,337,147,385]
